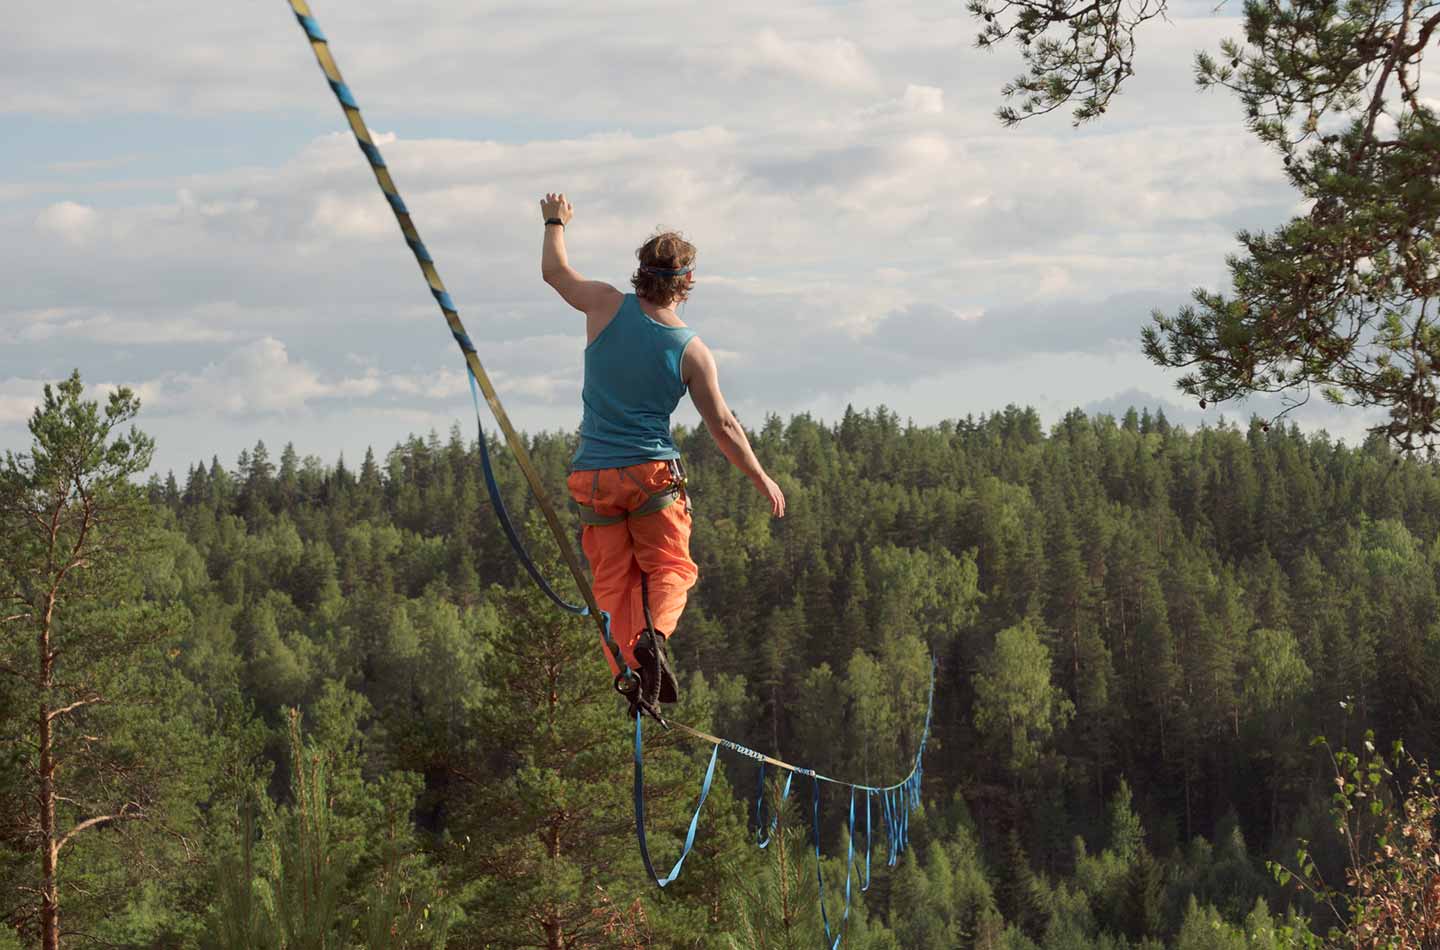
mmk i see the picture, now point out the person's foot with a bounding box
[633,628,679,706]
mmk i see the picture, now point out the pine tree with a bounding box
[207,707,455,949]
[444,537,738,948]
[1123,846,1164,941]
[0,372,212,948]
[973,620,1075,781]
[995,829,1042,937]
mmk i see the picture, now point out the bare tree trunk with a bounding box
[545,663,564,950]
[39,612,60,950]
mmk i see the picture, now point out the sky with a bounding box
[1,0,1390,477]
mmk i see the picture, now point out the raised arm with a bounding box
[682,338,786,518]
[539,193,623,316]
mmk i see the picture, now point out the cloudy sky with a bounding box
[2,0,1387,476]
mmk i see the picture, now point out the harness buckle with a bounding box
[668,457,692,514]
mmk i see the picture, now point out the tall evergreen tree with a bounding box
[0,372,210,948]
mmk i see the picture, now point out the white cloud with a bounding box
[901,84,945,114]
[157,338,371,415]
[736,29,878,90]
[7,307,243,345]
[6,0,1364,473]
[866,83,946,117]
[0,378,45,425]
[0,376,165,428]
[386,366,470,400]
[34,201,100,245]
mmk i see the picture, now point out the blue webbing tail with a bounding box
[813,780,859,950]
[754,763,795,849]
[634,714,719,887]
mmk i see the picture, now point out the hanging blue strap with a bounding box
[633,714,719,887]
[466,369,635,678]
[813,779,858,950]
[862,789,872,892]
[882,789,893,866]
[467,368,588,615]
[900,784,910,856]
[755,763,769,847]
[755,765,794,849]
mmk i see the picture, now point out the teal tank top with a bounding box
[572,294,698,471]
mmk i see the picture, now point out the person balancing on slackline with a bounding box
[540,191,787,717]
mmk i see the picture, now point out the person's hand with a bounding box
[541,192,574,226]
[755,473,786,518]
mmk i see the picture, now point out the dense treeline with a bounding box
[5,392,1440,947]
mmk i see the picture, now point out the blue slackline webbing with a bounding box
[813,780,858,950]
[634,714,719,887]
[863,789,873,891]
[754,763,795,849]
[883,788,897,866]
[466,370,585,615]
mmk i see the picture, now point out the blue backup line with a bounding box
[465,370,588,617]
[465,369,632,669]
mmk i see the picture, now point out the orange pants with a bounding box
[567,461,699,676]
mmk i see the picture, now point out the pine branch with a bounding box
[55,802,144,855]
[46,695,104,722]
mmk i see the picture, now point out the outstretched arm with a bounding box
[539,193,622,316]
[682,338,786,518]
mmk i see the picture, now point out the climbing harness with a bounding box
[572,457,690,527]
[284,6,938,944]
[576,462,687,719]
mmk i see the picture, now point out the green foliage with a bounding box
[207,709,456,950]
[1124,846,1165,941]
[13,374,1440,945]
[967,0,1162,124]
[1269,729,1440,947]
[971,0,1440,453]
[974,620,1075,776]
[1152,1,1440,452]
[0,372,223,944]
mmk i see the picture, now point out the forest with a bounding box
[4,376,1440,948]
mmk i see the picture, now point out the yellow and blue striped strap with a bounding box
[285,0,627,672]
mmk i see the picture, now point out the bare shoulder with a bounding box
[546,267,624,317]
[681,335,714,385]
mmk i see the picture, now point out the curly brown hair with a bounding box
[631,231,696,306]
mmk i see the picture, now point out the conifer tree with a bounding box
[972,0,1440,454]
[0,372,210,949]
[1124,845,1165,941]
[444,539,741,948]
[995,828,1043,937]
[974,620,1075,781]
